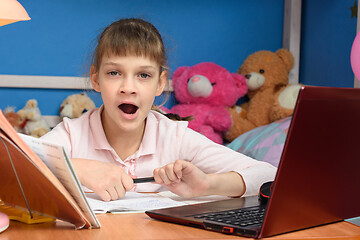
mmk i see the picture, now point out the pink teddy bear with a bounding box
[164,62,247,144]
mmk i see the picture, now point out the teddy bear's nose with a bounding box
[245,74,252,79]
[192,76,201,82]
[187,75,213,98]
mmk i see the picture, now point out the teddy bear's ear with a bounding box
[172,66,189,85]
[276,49,294,72]
[231,73,248,97]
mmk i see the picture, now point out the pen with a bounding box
[133,177,155,184]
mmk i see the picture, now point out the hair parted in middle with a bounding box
[91,18,167,73]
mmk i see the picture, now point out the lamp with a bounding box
[0,0,30,27]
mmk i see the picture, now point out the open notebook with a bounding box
[146,86,360,238]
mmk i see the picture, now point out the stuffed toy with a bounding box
[17,99,50,138]
[3,107,22,132]
[163,62,247,144]
[59,92,95,119]
[224,49,302,142]
[225,49,301,142]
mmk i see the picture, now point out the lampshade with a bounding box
[0,0,30,27]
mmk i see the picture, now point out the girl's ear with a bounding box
[156,70,167,96]
[90,66,100,92]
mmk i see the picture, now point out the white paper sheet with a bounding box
[157,191,231,205]
[86,192,188,214]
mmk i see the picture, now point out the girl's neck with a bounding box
[101,111,145,160]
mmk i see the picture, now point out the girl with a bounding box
[42,18,276,202]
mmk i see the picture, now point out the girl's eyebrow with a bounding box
[103,62,121,67]
[139,66,157,71]
[103,62,156,70]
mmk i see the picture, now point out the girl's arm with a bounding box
[176,128,277,197]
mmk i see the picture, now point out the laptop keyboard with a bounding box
[188,206,266,227]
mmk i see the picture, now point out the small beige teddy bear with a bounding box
[59,92,96,119]
[17,99,50,138]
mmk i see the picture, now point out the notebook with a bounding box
[146,86,360,238]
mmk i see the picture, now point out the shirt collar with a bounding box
[139,111,157,156]
[90,105,113,150]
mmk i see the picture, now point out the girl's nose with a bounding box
[119,77,137,95]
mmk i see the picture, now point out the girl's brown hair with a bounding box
[91,18,167,73]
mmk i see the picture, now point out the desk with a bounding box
[1,213,360,240]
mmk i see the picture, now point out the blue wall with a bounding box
[300,0,357,87]
[0,0,284,115]
[0,0,357,116]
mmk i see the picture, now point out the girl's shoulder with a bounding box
[149,110,189,128]
[147,110,191,142]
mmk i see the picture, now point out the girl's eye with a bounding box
[108,71,119,76]
[139,73,151,79]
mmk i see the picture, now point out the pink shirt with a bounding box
[42,107,276,196]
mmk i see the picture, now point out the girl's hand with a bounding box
[153,159,210,198]
[153,160,246,198]
[72,158,134,201]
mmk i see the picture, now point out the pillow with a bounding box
[226,117,292,167]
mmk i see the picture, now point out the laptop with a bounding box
[146,86,360,238]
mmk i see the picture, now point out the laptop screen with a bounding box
[259,86,360,237]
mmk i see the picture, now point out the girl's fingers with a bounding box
[97,182,130,201]
[158,167,172,184]
[164,164,180,182]
[107,186,120,201]
[98,189,112,202]
[153,160,189,186]
[173,160,185,179]
[155,164,178,185]
[153,168,163,184]
[114,184,126,199]
[122,174,135,192]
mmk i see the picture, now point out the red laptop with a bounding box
[146,86,360,238]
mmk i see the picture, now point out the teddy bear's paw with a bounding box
[31,128,49,138]
[234,105,247,118]
[27,111,35,120]
[228,105,247,119]
[198,125,223,144]
[224,117,257,142]
[245,72,265,90]
[17,110,26,120]
[278,84,302,109]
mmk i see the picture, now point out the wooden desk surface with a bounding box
[1,213,360,240]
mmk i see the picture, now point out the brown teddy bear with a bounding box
[224,49,302,142]
[59,92,96,119]
[3,107,22,132]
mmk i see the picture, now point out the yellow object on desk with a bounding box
[0,200,55,224]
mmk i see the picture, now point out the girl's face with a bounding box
[91,54,166,135]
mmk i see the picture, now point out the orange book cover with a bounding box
[0,110,97,229]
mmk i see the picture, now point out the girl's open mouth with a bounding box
[118,103,139,114]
